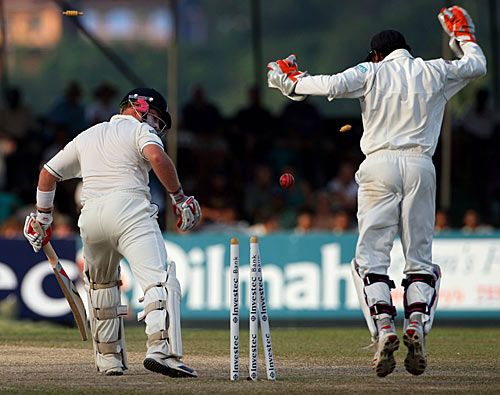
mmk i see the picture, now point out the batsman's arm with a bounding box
[143,144,181,193]
[143,143,201,231]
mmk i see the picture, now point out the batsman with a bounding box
[268,6,486,377]
[23,88,201,377]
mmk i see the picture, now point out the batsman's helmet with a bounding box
[119,87,172,132]
[365,29,411,62]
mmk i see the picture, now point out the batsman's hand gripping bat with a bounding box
[32,221,88,340]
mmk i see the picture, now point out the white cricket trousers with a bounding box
[78,190,167,288]
[354,150,436,278]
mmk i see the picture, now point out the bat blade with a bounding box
[32,220,88,340]
[53,261,88,341]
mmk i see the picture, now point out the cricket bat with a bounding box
[32,221,88,341]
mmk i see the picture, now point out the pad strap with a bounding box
[96,340,121,355]
[137,300,167,321]
[364,273,396,289]
[93,305,128,320]
[401,274,436,289]
[405,302,430,318]
[402,274,438,319]
[369,303,397,317]
[138,282,165,303]
[90,280,122,290]
[148,329,169,342]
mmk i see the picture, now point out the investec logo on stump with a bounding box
[230,244,239,381]
[166,240,358,314]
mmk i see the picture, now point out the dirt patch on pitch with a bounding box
[0,345,499,394]
[0,345,256,394]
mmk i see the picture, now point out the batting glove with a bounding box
[23,212,53,253]
[170,189,202,231]
[267,54,309,101]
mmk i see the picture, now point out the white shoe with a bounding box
[103,367,123,376]
[403,320,427,375]
[372,329,399,377]
[144,355,198,378]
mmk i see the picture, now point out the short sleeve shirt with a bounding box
[44,115,163,203]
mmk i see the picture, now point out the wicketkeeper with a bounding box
[23,88,201,377]
[267,6,486,377]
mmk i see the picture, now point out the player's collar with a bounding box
[382,48,413,62]
[110,114,141,123]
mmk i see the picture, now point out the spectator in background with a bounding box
[0,87,41,201]
[280,97,323,186]
[434,209,451,233]
[294,207,315,234]
[46,81,87,138]
[457,89,498,208]
[0,216,22,238]
[0,135,16,191]
[312,191,335,231]
[279,165,312,211]
[0,87,37,142]
[461,209,494,234]
[280,96,322,139]
[180,84,226,183]
[86,82,117,125]
[181,84,221,137]
[460,88,496,144]
[327,161,358,213]
[243,164,275,223]
[248,210,281,236]
[331,210,353,234]
[52,213,77,238]
[198,204,249,234]
[233,85,275,163]
[234,86,275,135]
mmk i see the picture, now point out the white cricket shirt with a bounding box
[44,115,164,203]
[295,42,487,157]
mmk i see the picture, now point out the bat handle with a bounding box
[31,220,45,236]
[31,220,58,266]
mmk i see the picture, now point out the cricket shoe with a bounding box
[372,328,400,377]
[403,321,427,375]
[103,367,123,376]
[143,355,198,378]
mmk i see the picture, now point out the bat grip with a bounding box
[31,220,58,267]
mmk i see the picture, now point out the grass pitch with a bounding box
[0,319,499,394]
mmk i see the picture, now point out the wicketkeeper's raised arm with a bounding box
[294,66,369,100]
[434,5,487,98]
[267,54,370,101]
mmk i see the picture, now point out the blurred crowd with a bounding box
[0,81,499,239]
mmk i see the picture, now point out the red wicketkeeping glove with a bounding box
[438,6,476,43]
[275,55,304,82]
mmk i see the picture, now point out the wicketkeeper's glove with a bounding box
[23,212,53,253]
[170,188,202,231]
[267,54,309,101]
[438,5,476,58]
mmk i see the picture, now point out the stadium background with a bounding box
[0,0,499,325]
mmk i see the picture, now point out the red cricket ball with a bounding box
[279,172,295,189]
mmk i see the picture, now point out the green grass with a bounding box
[0,319,499,394]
